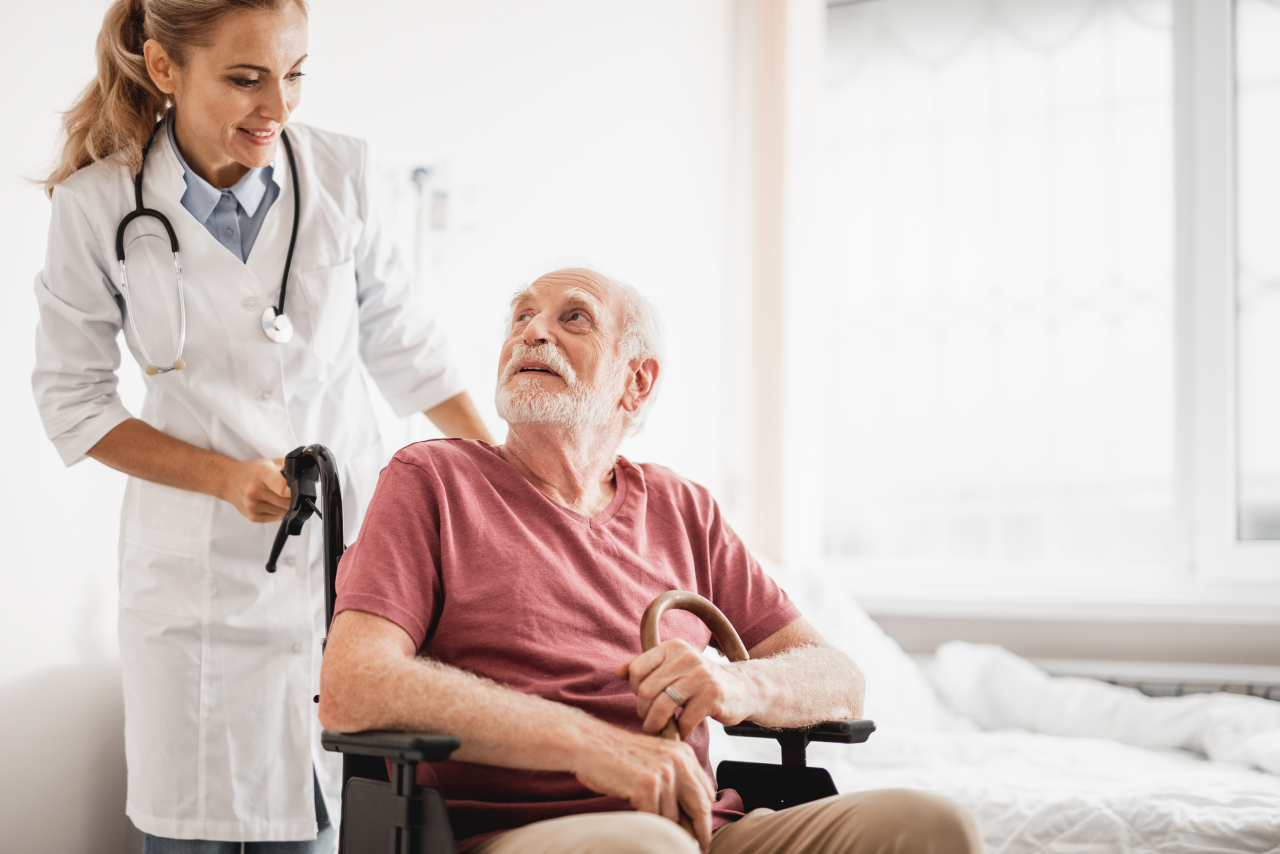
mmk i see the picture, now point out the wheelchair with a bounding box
[270,445,877,854]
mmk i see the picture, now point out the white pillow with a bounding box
[932,640,1280,774]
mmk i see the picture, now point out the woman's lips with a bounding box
[237,127,277,147]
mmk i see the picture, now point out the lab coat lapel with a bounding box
[246,140,291,307]
[147,127,298,458]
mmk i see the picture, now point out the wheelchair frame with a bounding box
[271,444,876,854]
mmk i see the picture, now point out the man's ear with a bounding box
[143,39,179,96]
[621,357,660,414]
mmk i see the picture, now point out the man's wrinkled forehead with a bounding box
[510,269,621,321]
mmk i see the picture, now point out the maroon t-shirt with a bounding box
[333,439,801,850]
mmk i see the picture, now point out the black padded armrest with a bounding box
[723,719,876,744]
[321,729,460,763]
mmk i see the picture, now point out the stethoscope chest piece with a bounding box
[262,306,294,344]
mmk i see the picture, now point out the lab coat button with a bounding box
[257,389,271,401]
[291,643,302,654]
[241,297,259,310]
[282,555,296,567]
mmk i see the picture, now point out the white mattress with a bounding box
[716,570,1280,853]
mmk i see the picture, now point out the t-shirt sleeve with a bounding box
[334,455,443,648]
[701,496,802,651]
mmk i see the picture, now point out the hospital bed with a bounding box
[755,572,1280,854]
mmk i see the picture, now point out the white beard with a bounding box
[496,342,621,429]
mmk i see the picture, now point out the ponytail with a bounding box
[44,0,168,196]
[44,0,305,197]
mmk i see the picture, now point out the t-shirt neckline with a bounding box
[486,442,631,528]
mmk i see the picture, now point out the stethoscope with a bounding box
[114,119,301,375]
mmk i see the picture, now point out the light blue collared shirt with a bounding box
[166,116,280,263]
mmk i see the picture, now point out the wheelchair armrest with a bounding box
[723,719,875,766]
[723,719,876,744]
[321,729,460,763]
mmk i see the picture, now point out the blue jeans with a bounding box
[142,771,334,854]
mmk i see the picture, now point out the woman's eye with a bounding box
[515,313,533,322]
[287,72,305,83]
[231,77,258,89]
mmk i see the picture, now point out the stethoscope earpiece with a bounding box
[144,358,186,376]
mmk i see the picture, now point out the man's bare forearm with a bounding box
[319,611,615,772]
[322,611,719,845]
[735,644,865,729]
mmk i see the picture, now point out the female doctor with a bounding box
[32,0,492,850]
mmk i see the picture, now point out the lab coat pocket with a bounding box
[297,257,358,362]
[120,479,212,618]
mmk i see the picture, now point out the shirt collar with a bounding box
[165,113,278,221]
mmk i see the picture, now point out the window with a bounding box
[818,0,1176,585]
[810,0,1280,590]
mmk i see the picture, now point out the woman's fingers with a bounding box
[226,458,294,522]
[259,461,292,504]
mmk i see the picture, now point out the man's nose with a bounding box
[522,311,556,345]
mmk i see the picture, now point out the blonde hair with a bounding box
[44,0,303,197]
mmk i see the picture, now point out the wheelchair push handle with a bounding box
[264,444,347,633]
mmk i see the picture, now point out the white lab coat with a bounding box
[31,121,464,841]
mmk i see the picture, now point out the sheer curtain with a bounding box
[817,0,1176,582]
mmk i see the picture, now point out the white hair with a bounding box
[498,268,665,437]
[615,282,664,436]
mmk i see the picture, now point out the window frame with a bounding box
[785,0,1280,593]
[1182,0,1280,581]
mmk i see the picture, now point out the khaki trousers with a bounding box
[470,789,984,854]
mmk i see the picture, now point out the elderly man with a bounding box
[319,269,981,854]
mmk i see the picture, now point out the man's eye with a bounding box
[568,312,588,322]
[515,313,533,322]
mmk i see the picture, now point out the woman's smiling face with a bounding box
[145,1,308,188]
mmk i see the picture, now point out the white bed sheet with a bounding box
[712,725,1280,853]
[717,569,1280,853]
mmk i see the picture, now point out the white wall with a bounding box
[0,2,736,848]
[0,0,735,683]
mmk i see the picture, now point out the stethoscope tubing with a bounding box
[276,128,300,320]
[114,117,300,373]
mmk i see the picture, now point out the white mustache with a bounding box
[503,342,577,386]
